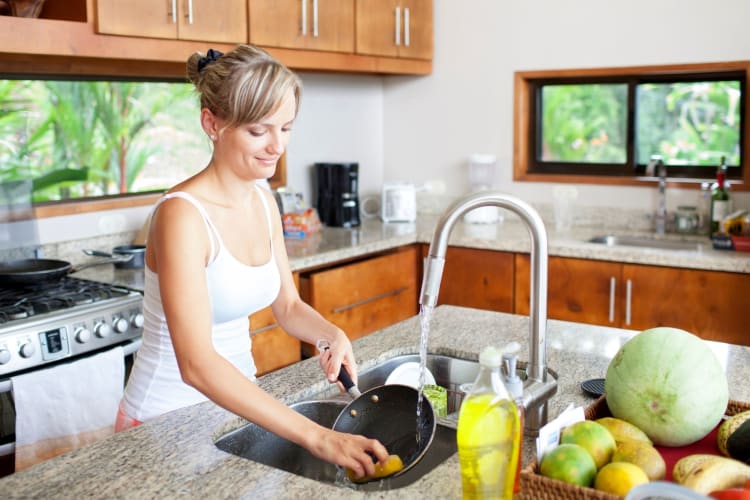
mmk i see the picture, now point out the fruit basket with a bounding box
[519,396,750,499]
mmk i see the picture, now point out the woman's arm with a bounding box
[149,198,387,478]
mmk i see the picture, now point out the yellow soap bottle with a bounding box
[456,346,520,500]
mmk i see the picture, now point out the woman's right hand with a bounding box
[305,426,389,479]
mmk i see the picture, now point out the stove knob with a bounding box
[75,327,92,344]
[131,313,145,329]
[95,322,112,338]
[113,317,129,334]
[0,347,10,365]
[19,341,35,359]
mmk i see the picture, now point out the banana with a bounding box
[677,455,750,494]
[673,454,720,484]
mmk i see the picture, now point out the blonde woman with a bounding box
[118,45,387,479]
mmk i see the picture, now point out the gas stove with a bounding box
[0,277,143,378]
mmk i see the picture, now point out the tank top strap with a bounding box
[253,184,275,257]
[155,192,222,262]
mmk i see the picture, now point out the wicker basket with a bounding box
[519,397,750,500]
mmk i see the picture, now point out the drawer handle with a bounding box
[250,323,279,335]
[332,286,410,314]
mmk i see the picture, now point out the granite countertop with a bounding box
[72,215,750,289]
[1,306,748,498]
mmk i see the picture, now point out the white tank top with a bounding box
[122,187,281,422]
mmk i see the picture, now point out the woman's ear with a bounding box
[200,108,219,141]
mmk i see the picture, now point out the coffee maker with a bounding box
[314,162,360,227]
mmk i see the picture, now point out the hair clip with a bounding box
[197,49,224,73]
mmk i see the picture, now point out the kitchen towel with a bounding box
[11,346,124,471]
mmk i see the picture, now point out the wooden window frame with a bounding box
[514,61,750,191]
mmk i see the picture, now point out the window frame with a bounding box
[514,61,750,191]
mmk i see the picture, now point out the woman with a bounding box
[117,45,388,479]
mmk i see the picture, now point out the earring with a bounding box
[210,135,217,141]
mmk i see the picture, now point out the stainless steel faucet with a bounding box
[420,191,557,436]
[646,155,668,234]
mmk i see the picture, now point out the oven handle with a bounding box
[0,338,142,394]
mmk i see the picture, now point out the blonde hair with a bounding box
[186,45,302,129]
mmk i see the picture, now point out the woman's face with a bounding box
[211,90,296,181]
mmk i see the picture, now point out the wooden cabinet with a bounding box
[424,245,515,313]
[95,0,247,43]
[249,273,301,376]
[248,0,354,52]
[356,0,433,60]
[515,255,750,346]
[299,246,419,356]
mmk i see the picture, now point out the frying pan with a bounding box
[0,256,129,286]
[332,367,436,482]
[83,244,145,269]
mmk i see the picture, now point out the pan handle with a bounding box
[317,339,361,398]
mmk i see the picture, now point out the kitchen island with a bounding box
[0,305,748,498]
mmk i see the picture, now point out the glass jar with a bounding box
[675,205,699,234]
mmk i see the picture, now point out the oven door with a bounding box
[0,338,141,475]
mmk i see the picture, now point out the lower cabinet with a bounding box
[423,245,515,313]
[249,273,302,376]
[299,245,420,356]
[515,255,750,346]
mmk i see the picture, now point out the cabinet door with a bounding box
[249,273,301,376]
[515,255,623,326]
[249,0,354,52]
[623,264,750,346]
[179,0,247,43]
[96,0,176,39]
[356,0,432,59]
[427,246,514,313]
[300,246,419,350]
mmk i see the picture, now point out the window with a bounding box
[514,62,749,189]
[0,77,209,206]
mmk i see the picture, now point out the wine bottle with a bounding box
[710,156,731,234]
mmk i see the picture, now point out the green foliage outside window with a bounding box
[0,80,209,203]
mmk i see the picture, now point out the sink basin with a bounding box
[214,354,485,490]
[588,234,705,251]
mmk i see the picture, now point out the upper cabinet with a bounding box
[356,0,433,60]
[95,0,247,43]
[248,0,354,53]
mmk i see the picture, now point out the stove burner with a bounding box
[0,277,131,324]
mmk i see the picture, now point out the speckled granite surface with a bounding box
[70,215,750,291]
[0,306,748,498]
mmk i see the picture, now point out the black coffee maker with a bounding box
[314,162,360,227]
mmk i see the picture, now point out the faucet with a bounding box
[420,191,557,436]
[646,155,667,234]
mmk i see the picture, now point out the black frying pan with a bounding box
[0,257,126,286]
[332,368,436,482]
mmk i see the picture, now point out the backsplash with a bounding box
[0,231,138,263]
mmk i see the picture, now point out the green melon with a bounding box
[604,327,728,447]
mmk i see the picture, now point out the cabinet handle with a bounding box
[250,323,279,335]
[312,0,319,37]
[301,0,307,35]
[625,279,632,326]
[331,286,409,314]
[394,7,401,46]
[169,0,177,24]
[404,7,410,47]
[185,0,194,24]
[608,276,616,323]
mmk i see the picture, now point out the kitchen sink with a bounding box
[587,234,706,251]
[214,354,485,490]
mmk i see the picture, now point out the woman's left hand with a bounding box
[318,331,357,390]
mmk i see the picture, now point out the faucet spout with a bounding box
[419,191,556,435]
[646,155,668,234]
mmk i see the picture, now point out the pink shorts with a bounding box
[115,401,143,432]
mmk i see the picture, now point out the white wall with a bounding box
[383,0,750,211]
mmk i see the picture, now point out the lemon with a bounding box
[539,443,597,487]
[596,417,653,445]
[345,454,404,483]
[594,462,649,496]
[560,420,617,469]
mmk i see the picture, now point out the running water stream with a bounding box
[416,304,434,421]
